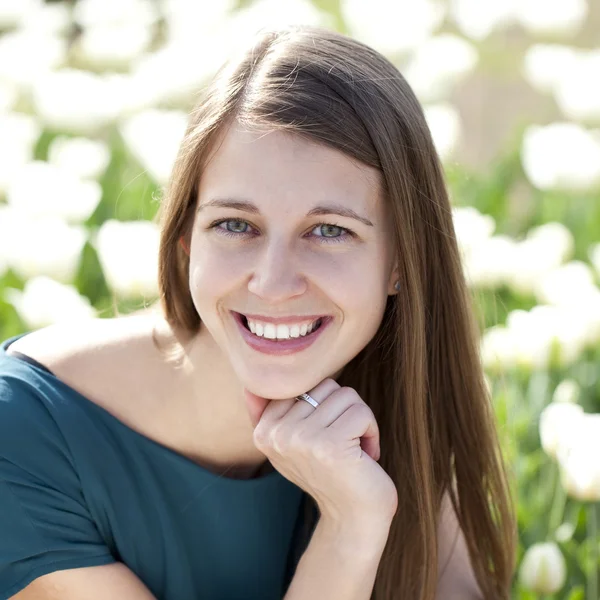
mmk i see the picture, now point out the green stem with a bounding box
[588,503,598,600]
[547,464,567,539]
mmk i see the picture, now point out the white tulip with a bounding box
[75,24,154,70]
[342,0,445,56]
[31,69,123,134]
[2,211,87,282]
[94,219,160,298]
[73,0,159,28]
[481,325,518,371]
[162,0,234,43]
[0,0,41,29]
[506,224,573,296]
[4,276,95,329]
[519,542,566,595]
[557,414,600,502]
[0,80,18,113]
[0,30,67,91]
[536,261,597,307]
[591,243,600,278]
[554,50,600,122]
[119,109,188,185]
[0,112,41,196]
[522,44,578,95]
[552,379,581,404]
[20,1,72,35]
[452,205,496,256]
[7,161,102,223]
[404,34,478,103]
[513,0,587,37]
[448,0,517,40]
[423,103,461,161]
[463,234,518,288]
[47,136,111,181]
[539,401,584,460]
[521,123,600,192]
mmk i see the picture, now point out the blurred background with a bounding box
[0,0,599,597]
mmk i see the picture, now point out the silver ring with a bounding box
[295,392,319,408]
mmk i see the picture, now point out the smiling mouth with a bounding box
[239,314,325,340]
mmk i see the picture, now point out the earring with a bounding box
[394,281,400,292]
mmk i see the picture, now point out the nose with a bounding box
[247,238,307,303]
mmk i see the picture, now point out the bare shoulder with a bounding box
[5,310,174,420]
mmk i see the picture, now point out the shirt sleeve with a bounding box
[0,374,116,599]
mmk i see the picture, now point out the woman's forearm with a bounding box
[284,518,391,600]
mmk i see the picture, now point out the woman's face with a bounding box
[188,124,398,400]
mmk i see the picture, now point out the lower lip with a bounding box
[232,312,332,356]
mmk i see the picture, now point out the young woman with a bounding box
[0,25,516,600]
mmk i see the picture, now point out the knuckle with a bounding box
[252,425,271,450]
[312,437,337,464]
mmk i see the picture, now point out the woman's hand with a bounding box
[243,378,398,534]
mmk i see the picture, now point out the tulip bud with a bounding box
[519,542,566,594]
[539,402,584,460]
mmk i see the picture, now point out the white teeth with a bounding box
[244,317,322,340]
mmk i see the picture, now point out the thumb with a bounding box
[243,388,271,429]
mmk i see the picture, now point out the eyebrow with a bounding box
[197,198,374,227]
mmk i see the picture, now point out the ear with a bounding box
[387,262,400,295]
[179,236,190,256]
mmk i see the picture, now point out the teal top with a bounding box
[0,333,315,600]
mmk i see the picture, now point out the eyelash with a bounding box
[207,219,356,244]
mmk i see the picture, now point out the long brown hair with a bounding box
[154,25,516,599]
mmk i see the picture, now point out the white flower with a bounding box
[522,44,578,95]
[519,542,566,595]
[0,112,41,196]
[73,0,159,28]
[423,103,461,161]
[75,24,154,70]
[536,261,597,307]
[20,1,72,35]
[554,50,600,122]
[404,34,478,102]
[539,402,584,460]
[448,0,517,40]
[513,0,587,37]
[162,0,234,43]
[2,211,87,282]
[452,205,496,257]
[31,69,124,134]
[482,304,591,371]
[521,123,600,192]
[0,0,41,29]
[47,136,111,181]
[557,414,600,502]
[7,161,102,223]
[481,325,518,370]
[342,0,445,56]
[463,235,518,289]
[552,379,581,404]
[0,80,18,113]
[0,30,67,91]
[119,109,188,185]
[506,223,574,296]
[4,276,95,329]
[94,219,160,298]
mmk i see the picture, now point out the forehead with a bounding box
[198,124,385,220]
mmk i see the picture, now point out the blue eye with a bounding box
[208,219,354,244]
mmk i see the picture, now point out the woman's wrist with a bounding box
[314,514,393,560]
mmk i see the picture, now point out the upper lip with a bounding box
[234,311,327,325]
